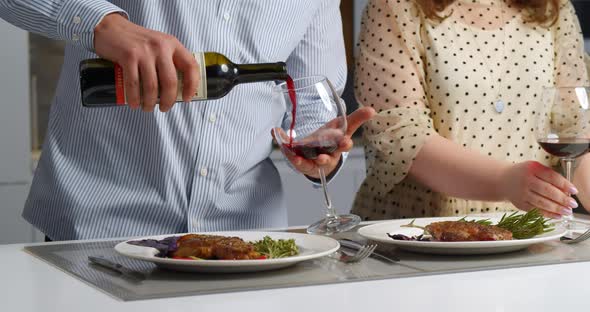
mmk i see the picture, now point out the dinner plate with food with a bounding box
[114,231,339,273]
[358,209,567,255]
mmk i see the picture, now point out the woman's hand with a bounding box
[94,13,200,112]
[500,161,578,218]
[273,107,375,179]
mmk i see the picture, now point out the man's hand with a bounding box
[274,106,375,179]
[94,13,200,112]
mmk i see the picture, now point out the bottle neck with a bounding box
[234,62,288,84]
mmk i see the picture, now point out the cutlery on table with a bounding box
[337,243,377,263]
[338,239,400,263]
[560,228,590,244]
[88,256,146,281]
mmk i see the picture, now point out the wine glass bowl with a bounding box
[272,76,361,235]
[536,86,590,230]
[275,127,344,159]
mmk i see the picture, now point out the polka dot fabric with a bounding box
[352,0,589,220]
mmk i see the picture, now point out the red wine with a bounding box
[79,52,288,107]
[282,76,342,158]
[538,138,590,158]
[286,76,297,146]
[282,141,338,160]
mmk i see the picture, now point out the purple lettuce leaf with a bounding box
[127,236,180,257]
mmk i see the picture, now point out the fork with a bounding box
[560,228,590,244]
[338,244,377,263]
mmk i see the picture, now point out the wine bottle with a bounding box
[79,52,288,107]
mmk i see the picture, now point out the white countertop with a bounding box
[1,236,589,311]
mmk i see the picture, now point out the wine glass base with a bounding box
[306,214,361,235]
[561,213,587,238]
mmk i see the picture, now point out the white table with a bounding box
[1,237,589,311]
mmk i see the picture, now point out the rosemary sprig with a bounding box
[494,208,554,239]
[457,216,493,226]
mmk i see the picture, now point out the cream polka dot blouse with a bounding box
[352,0,589,220]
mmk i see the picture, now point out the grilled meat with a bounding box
[170,234,261,260]
[425,221,513,241]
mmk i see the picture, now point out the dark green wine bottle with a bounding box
[79,52,288,107]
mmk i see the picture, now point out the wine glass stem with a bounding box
[318,166,336,219]
[560,158,575,229]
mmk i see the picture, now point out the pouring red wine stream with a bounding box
[286,76,297,147]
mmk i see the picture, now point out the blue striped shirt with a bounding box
[0,0,347,240]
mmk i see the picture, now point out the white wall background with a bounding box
[0,19,39,244]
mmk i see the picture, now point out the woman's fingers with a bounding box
[523,201,562,219]
[532,162,579,195]
[527,188,573,216]
[528,177,578,209]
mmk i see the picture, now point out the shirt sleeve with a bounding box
[0,0,127,52]
[356,0,435,196]
[283,0,349,185]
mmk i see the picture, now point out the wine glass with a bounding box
[271,75,361,235]
[536,86,590,231]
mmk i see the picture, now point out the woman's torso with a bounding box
[353,0,557,220]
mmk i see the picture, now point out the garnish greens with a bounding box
[494,209,554,239]
[457,216,492,226]
[253,236,299,258]
[401,208,554,240]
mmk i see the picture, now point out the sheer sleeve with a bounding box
[553,0,589,87]
[548,1,590,142]
[355,0,435,196]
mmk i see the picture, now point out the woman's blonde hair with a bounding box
[415,0,560,25]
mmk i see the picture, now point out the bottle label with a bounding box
[114,63,126,105]
[113,52,208,105]
[185,52,207,101]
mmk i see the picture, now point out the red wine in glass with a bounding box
[538,138,590,158]
[283,76,341,159]
[282,140,339,160]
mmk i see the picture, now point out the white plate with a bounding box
[358,216,567,255]
[114,231,339,273]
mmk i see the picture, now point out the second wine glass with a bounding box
[536,86,590,230]
[272,75,361,235]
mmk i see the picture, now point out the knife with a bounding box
[338,239,400,263]
[88,256,146,281]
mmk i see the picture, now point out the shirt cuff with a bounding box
[305,152,348,186]
[55,0,128,51]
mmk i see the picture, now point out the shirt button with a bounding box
[209,113,217,123]
[223,12,230,21]
[72,34,79,41]
[72,16,81,24]
[200,168,208,177]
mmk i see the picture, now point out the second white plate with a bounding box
[358,216,567,255]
